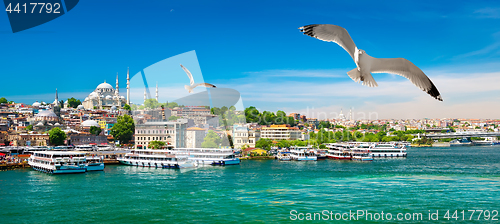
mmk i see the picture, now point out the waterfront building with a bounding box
[8,133,50,146]
[134,119,188,148]
[186,127,206,148]
[232,125,261,149]
[261,124,300,140]
[81,74,127,110]
[69,134,107,146]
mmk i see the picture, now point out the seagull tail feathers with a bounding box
[347,68,362,83]
[362,74,378,88]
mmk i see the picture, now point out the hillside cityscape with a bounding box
[1,81,499,151]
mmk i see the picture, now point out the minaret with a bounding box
[126,67,130,105]
[155,82,159,102]
[54,88,59,106]
[115,73,119,95]
[349,108,352,121]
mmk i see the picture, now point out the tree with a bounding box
[168,116,179,121]
[256,138,272,150]
[227,135,234,149]
[67,97,82,108]
[144,99,160,109]
[110,115,135,144]
[59,100,64,107]
[49,127,66,146]
[201,130,221,148]
[90,126,102,136]
[25,125,33,131]
[123,104,131,111]
[0,97,7,104]
[163,102,179,109]
[149,140,166,149]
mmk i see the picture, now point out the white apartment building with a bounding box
[261,124,301,140]
[134,120,187,148]
[232,125,260,149]
[186,127,206,148]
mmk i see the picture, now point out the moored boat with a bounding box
[170,147,240,166]
[325,143,352,160]
[85,154,105,171]
[369,143,407,158]
[290,146,317,161]
[28,151,87,174]
[118,149,197,169]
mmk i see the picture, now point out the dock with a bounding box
[0,162,30,170]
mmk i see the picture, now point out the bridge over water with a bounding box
[425,132,500,139]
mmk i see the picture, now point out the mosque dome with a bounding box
[35,122,44,126]
[106,95,112,100]
[84,97,89,101]
[110,106,117,111]
[35,110,57,118]
[54,123,61,126]
[32,101,41,107]
[89,92,99,99]
[77,105,85,110]
[95,82,114,93]
[81,120,100,127]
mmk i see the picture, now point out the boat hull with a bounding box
[86,163,105,171]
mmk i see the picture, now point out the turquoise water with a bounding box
[1,146,500,223]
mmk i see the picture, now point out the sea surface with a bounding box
[1,146,500,223]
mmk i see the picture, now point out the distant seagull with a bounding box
[180,64,216,93]
[299,24,443,101]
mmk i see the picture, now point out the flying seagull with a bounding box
[180,64,217,93]
[299,24,443,101]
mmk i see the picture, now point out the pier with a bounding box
[424,132,500,139]
[0,162,30,170]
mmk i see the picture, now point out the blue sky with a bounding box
[1,0,499,119]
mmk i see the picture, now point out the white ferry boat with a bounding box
[75,145,96,151]
[369,143,407,157]
[171,148,240,166]
[350,150,373,161]
[277,151,291,161]
[97,145,113,151]
[28,151,87,174]
[290,147,317,161]
[325,143,352,160]
[118,149,197,169]
[85,154,105,171]
[350,144,373,161]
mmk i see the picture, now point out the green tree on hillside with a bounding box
[49,127,66,146]
[201,130,221,148]
[90,126,102,136]
[149,140,166,149]
[110,115,135,144]
[123,104,131,111]
[0,97,8,104]
[25,125,33,131]
[256,138,272,150]
[67,97,82,108]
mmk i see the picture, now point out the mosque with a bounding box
[82,69,130,110]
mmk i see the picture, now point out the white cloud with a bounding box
[216,69,500,119]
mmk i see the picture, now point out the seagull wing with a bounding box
[180,64,195,86]
[368,56,443,101]
[299,24,357,60]
[193,83,216,88]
